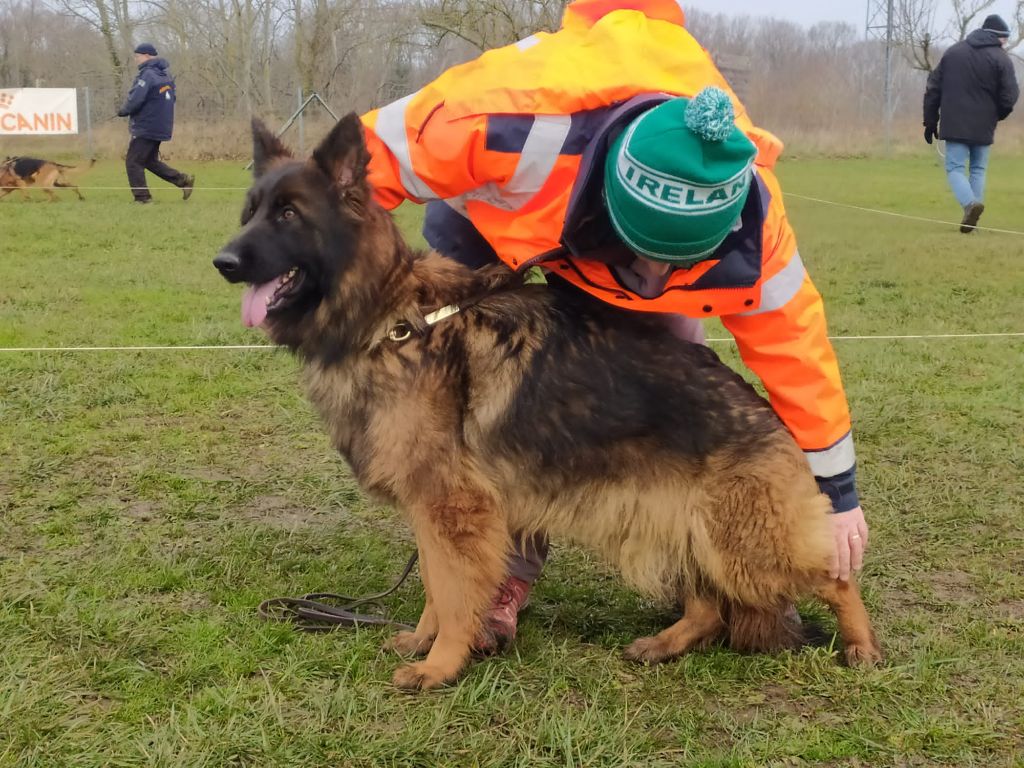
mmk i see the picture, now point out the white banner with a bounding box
[0,88,79,135]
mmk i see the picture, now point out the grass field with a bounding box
[1,153,1023,767]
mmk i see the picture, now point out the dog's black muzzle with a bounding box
[213,251,244,282]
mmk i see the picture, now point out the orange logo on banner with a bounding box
[0,112,75,132]
[0,89,78,134]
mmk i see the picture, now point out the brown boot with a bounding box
[473,576,532,655]
[960,202,985,233]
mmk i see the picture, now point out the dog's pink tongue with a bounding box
[241,279,282,328]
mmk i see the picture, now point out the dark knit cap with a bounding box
[981,15,1010,38]
[134,42,158,55]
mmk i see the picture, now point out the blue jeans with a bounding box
[944,142,990,208]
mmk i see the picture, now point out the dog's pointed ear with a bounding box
[252,118,291,179]
[312,112,371,193]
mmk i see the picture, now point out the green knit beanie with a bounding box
[603,87,757,264]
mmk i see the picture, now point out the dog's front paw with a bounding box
[844,637,883,668]
[392,661,455,691]
[623,635,676,665]
[385,631,435,657]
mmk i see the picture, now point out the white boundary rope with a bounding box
[0,345,277,352]
[0,185,250,191]
[786,193,1024,236]
[6,183,1024,235]
[1,333,1022,353]
[708,332,1024,343]
[3,181,1022,353]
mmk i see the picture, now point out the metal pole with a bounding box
[242,93,318,170]
[884,0,894,155]
[84,86,94,159]
[297,87,305,155]
[311,93,339,122]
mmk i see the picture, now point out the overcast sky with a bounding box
[684,0,1021,37]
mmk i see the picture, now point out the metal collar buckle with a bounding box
[386,323,412,342]
[383,304,461,345]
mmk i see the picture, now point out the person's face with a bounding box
[632,257,674,280]
[134,52,150,65]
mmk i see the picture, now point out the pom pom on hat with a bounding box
[683,87,736,143]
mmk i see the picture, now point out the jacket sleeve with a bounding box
[720,188,859,512]
[118,71,151,117]
[923,57,944,128]
[997,53,1020,121]
[360,96,520,211]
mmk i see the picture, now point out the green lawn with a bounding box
[1,153,1022,767]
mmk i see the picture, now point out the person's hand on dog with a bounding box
[830,506,868,581]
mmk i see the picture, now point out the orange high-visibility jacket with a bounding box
[360,0,858,509]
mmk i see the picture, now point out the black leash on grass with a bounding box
[258,551,419,632]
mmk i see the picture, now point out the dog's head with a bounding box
[214,114,384,349]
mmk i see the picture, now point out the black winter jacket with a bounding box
[117,58,176,142]
[923,30,1019,145]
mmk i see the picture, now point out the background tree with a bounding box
[2,0,1019,158]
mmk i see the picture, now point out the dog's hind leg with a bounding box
[392,489,508,691]
[56,180,83,200]
[815,576,882,667]
[385,541,438,658]
[623,594,725,664]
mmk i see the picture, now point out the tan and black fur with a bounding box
[214,115,882,691]
[0,156,88,201]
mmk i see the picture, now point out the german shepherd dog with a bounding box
[0,156,87,201]
[214,116,881,691]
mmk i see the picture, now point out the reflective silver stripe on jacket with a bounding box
[739,251,806,316]
[516,35,540,51]
[805,432,856,477]
[453,114,572,212]
[374,93,437,202]
[504,114,572,206]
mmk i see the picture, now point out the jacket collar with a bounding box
[966,29,1006,48]
[560,94,671,259]
[138,57,169,72]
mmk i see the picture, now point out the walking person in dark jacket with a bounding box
[117,43,195,204]
[923,15,1019,233]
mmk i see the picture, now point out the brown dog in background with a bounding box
[0,156,89,201]
[213,116,882,691]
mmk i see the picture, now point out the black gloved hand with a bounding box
[924,125,937,144]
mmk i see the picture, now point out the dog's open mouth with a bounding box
[241,267,303,327]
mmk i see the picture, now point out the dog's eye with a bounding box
[279,206,297,222]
